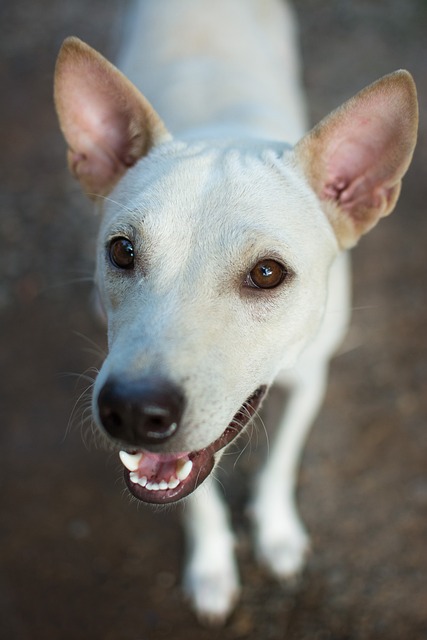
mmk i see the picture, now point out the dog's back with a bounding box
[118,0,307,142]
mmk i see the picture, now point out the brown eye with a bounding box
[109,237,135,270]
[248,259,287,290]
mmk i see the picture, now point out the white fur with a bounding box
[118,0,307,142]
[55,0,417,626]
[95,0,347,621]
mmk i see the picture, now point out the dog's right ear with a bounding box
[54,37,171,198]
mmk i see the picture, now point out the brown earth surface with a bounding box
[1,1,427,638]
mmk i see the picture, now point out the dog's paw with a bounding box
[252,508,310,580]
[184,557,240,625]
[256,525,310,580]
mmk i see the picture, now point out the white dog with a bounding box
[54,0,418,624]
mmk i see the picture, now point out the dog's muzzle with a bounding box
[97,379,267,504]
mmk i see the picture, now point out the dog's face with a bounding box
[92,140,337,501]
[54,38,417,504]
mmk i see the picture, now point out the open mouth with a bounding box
[120,385,267,504]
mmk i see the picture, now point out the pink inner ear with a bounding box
[58,63,140,193]
[320,92,410,218]
[55,38,169,196]
[66,68,139,168]
[296,70,418,246]
[322,135,384,215]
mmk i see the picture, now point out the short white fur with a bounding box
[54,0,418,625]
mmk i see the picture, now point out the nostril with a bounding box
[101,407,123,430]
[141,401,181,441]
[97,377,185,446]
[144,412,178,440]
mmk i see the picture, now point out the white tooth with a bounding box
[176,459,193,481]
[129,471,139,484]
[119,450,142,472]
[138,476,147,487]
[159,480,168,490]
[168,477,180,489]
[147,482,160,491]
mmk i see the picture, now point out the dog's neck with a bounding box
[117,0,308,143]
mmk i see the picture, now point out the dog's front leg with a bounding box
[183,476,239,624]
[251,363,328,580]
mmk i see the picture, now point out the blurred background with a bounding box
[1,1,427,638]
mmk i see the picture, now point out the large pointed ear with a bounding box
[294,71,418,248]
[54,37,171,198]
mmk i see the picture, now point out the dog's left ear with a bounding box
[294,70,418,248]
[54,37,171,198]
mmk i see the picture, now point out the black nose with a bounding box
[97,377,185,446]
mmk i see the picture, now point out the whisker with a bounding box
[351,304,379,312]
[73,332,107,359]
[38,272,96,297]
[60,364,102,449]
[209,466,227,496]
[251,408,270,457]
[87,193,136,216]
[64,380,95,443]
[231,430,253,470]
[55,276,96,287]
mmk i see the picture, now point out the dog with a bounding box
[54,0,418,624]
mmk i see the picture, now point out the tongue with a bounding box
[137,452,188,484]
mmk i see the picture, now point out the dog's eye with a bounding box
[109,237,135,270]
[247,259,287,290]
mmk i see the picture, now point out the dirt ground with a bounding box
[1,1,427,638]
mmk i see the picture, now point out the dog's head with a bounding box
[54,38,417,504]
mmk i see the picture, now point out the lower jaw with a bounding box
[123,449,215,504]
[122,385,267,505]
